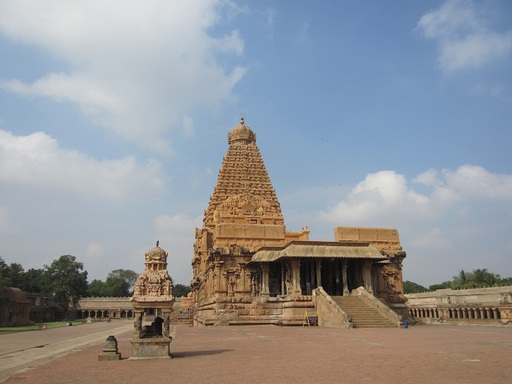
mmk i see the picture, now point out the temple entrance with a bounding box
[269,263,283,296]
[300,259,319,295]
[320,259,343,296]
[298,258,344,296]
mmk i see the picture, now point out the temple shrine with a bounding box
[191,119,408,327]
[130,242,174,358]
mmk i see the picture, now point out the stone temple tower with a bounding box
[191,118,310,324]
[201,117,290,247]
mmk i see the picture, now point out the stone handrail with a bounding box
[353,287,402,326]
[312,287,353,328]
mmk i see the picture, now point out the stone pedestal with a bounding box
[130,337,172,359]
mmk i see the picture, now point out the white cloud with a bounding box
[85,242,105,259]
[0,0,246,153]
[320,165,512,225]
[416,0,512,72]
[317,165,512,285]
[0,129,166,201]
[319,170,431,224]
[440,165,512,200]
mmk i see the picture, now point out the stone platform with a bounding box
[129,337,172,359]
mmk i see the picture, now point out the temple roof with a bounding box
[145,243,168,265]
[250,241,388,263]
[228,117,256,145]
[203,118,283,228]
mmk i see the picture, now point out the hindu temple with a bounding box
[191,119,408,327]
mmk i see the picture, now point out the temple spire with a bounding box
[203,120,283,228]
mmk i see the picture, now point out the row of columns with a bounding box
[77,309,134,319]
[410,306,501,320]
[259,258,374,296]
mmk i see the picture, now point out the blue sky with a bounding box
[0,0,511,287]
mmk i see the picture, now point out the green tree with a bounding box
[87,279,105,297]
[174,283,191,297]
[403,280,427,294]
[470,268,500,287]
[108,269,138,292]
[20,268,45,293]
[44,255,88,318]
[102,275,130,297]
[6,262,24,288]
[452,269,470,289]
[428,281,452,291]
[0,257,12,306]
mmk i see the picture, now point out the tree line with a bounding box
[404,268,512,294]
[0,255,191,316]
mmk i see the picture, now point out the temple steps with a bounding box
[331,296,396,328]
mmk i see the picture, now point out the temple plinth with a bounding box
[130,243,174,359]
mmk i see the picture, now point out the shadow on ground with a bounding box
[171,349,233,358]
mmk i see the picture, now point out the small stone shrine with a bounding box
[98,335,121,361]
[130,241,174,359]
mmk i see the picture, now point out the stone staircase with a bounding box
[332,296,396,328]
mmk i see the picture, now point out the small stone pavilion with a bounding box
[191,119,407,327]
[130,242,174,358]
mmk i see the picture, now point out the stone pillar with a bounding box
[133,310,144,338]
[238,262,247,292]
[214,261,224,293]
[363,260,373,294]
[341,260,349,296]
[486,307,492,319]
[310,260,316,289]
[492,308,499,319]
[291,259,301,295]
[316,259,322,289]
[281,263,285,295]
[335,260,341,295]
[162,309,171,338]
[260,264,270,296]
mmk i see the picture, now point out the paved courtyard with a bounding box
[1,321,511,383]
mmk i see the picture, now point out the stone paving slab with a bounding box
[2,323,512,384]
